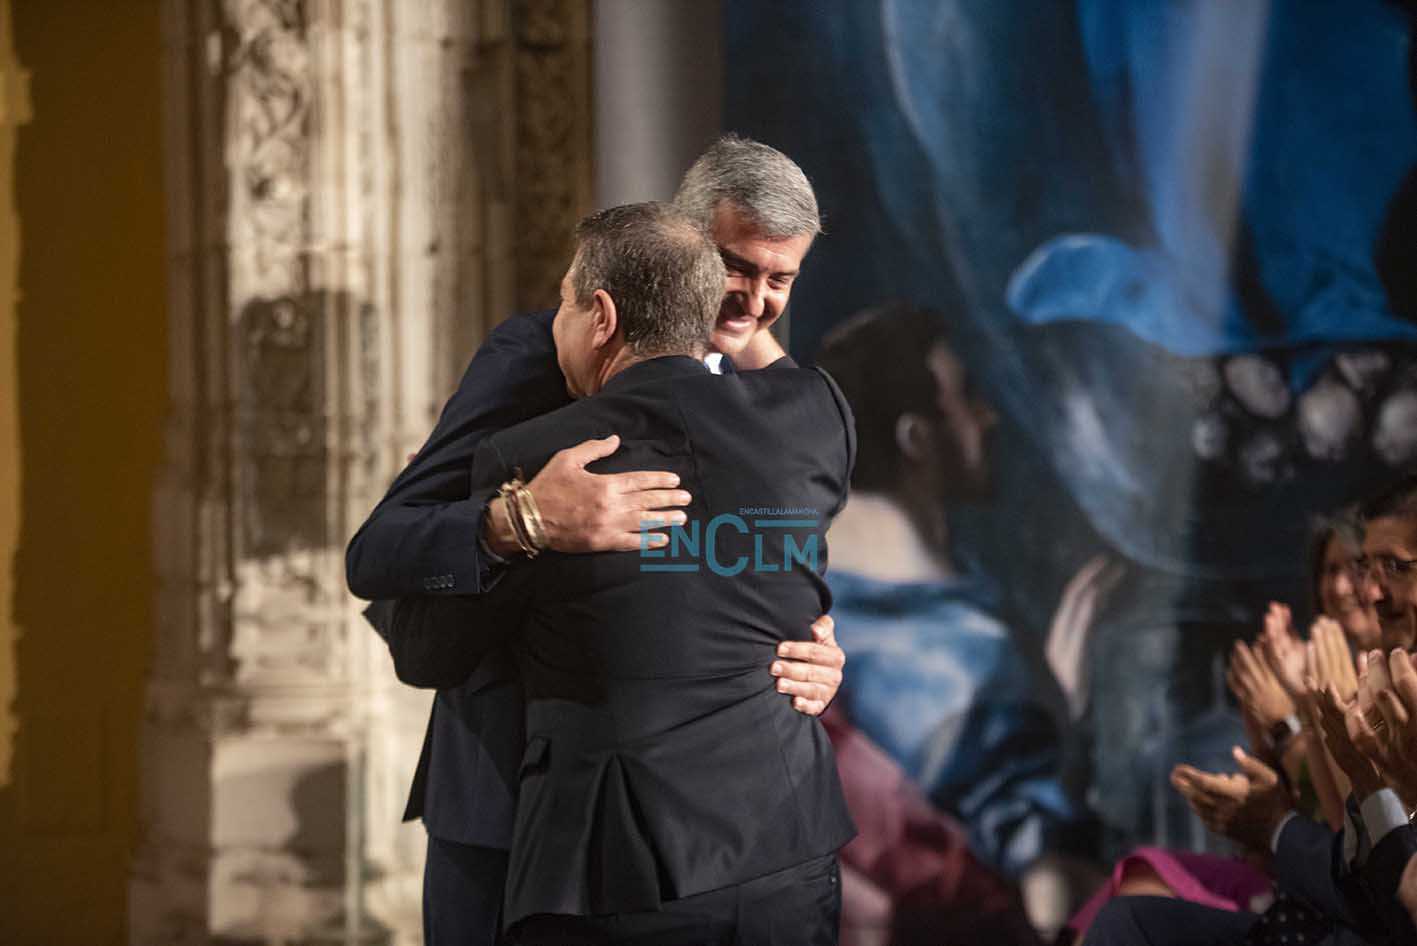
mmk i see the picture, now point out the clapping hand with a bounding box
[1307,616,1360,704]
[1304,674,1386,799]
[1171,747,1292,856]
[1229,638,1296,731]
[1259,603,1306,700]
[1340,649,1417,805]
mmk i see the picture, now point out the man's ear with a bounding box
[590,288,618,349]
[895,412,931,463]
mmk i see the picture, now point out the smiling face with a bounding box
[707,201,813,356]
[1361,513,1417,651]
[1317,532,1381,649]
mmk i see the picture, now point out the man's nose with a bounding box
[742,280,767,318]
[1361,572,1386,604]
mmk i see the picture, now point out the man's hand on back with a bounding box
[772,614,846,717]
[481,435,847,719]
[484,435,691,555]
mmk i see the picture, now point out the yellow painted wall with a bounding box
[0,1,166,943]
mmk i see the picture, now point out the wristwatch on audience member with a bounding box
[1269,714,1302,754]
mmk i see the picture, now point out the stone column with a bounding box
[134,0,592,940]
[131,0,552,942]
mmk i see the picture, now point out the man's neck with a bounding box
[591,344,704,393]
[826,491,956,582]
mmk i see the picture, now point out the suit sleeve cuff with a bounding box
[470,485,509,593]
[1360,788,1410,853]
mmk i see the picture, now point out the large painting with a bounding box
[725,0,1417,879]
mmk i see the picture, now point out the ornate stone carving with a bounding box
[513,0,593,309]
[227,0,312,300]
[137,0,596,941]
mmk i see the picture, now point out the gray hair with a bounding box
[674,134,822,239]
[571,202,726,358]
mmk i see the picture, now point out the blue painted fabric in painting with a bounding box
[829,570,1077,876]
[1003,0,1417,356]
[726,0,1417,579]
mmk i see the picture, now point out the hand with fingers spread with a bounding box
[1259,602,1305,700]
[1308,616,1360,704]
[484,435,693,556]
[1306,675,1386,799]
[1228,639,1296,731]
[1383,649,1417,775]
[771,613,846,717]
[1170,746,1292,855]
[1345,649,1417,803]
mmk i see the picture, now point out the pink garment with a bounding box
[823,707,1040,946]
[1067,847,1272,933]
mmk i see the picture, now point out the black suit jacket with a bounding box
[346,310,569,601]
[1274,814,1392,946]
[1353,823,1417,945]
[390,354,858,924]
[347,310,566,849]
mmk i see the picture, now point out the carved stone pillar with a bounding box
[129,0,592,942]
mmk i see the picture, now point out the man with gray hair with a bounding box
[674,133,821,372]
[386,199,855,943]
[346,137,845,944]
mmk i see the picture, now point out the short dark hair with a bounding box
[814,303,949,492]
[1360,470,1417,523]
[571,202,726,358]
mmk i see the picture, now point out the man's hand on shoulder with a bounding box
[484,435,692,556]
[772,614,845,717]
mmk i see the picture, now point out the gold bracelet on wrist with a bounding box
[507,487,534,555]
[502,485,531,556]
[517,482,548,550]
[498,476,540,557]
[498,491,519,553]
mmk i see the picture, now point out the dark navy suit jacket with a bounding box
[1353,822,1417,945]
[347,310,567,849]
[1236,814,1385,946]
[1274,814,1369,943]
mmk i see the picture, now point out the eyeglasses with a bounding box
[1355,555,1417,585]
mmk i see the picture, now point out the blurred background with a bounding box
[1,0,1415,943]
